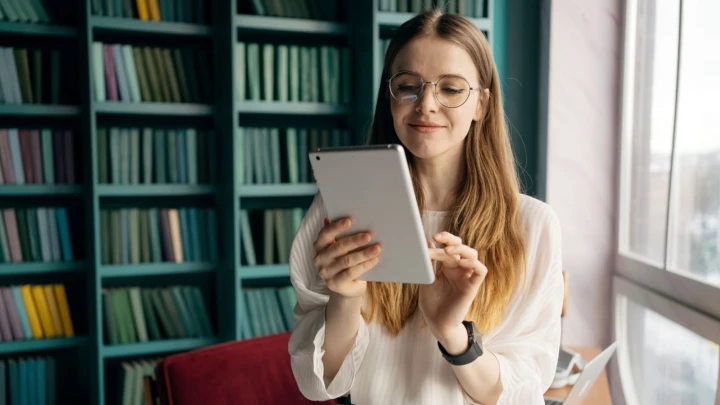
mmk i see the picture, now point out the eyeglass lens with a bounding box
[389,73,471,108]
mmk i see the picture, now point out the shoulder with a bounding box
[516,194,561,244]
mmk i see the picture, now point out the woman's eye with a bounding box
[398,85,419,92]
[442,88,465,94]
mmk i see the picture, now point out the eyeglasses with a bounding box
[386,71,483,108]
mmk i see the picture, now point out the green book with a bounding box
[92,43,106,101]
[263,210,274,264]
[262,44,274,101]
[111,289,131,344]
[162,49,182,103]
[166,130,178,183]
[320,46,331,103]
[139,210,150,263]
[141,128,152,184]
[102,289,120,345]
[246,43,260,100]
[234,42,245,101]
[121,363,134,405]
[97,128,108,184]
[236,127,244,184]
[152,48,173,102]
[141,47,163,102]
[172,49,191,102]
[309,47,319,102]
[15,210,30,261]
[0,215,9,263]
[149,288,177,338]
[128,208,140,264]
[289,45,299,102]
[120,288,138,343]
[128,287,148,342]
[121,45,141,103]
[24,208,40,262]
[14,49,33,103]
[160,288,186,338]
[109,128,120,184]
[140,289,162,340]
[276,45,288,102]
[100,210,110,264]
[186,129,197,184]
[132,47,152,102]
[170,287,196,337]
[153,130,166,183]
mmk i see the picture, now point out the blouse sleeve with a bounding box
[287,193,370,401]
[466,202,564,405]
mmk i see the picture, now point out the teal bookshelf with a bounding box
[0,1,505,404]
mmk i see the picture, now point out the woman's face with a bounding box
[389,36,483,161]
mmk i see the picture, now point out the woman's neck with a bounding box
[414,148,466,211]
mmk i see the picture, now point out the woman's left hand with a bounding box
[419,232,488,343]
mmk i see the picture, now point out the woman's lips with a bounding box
[409,123,445,133]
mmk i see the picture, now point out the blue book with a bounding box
[36,358,45,405]
[176,130,187,184]
[0,361,6,405]
[55,208,74,261]
[112,45,131,102]
[18,359,28,405]
[10,287,32,339]
[206,210,217,262]
[188,209,202,261]
[7,129,24,184]
[8,360,19,405]
[148,209,161,263]
[178,209,191,262]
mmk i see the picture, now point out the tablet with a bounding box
[309,144,435,284]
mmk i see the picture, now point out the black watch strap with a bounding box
[438,321,483,366]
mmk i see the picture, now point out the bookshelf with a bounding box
[0,1,504,404]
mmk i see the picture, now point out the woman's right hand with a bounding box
[312,216,382,298]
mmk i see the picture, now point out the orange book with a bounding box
[44,285,64,336]
[31,285,56,338]
[53,284,74,337]
[20,285,44,339]
[167,209,184,263]
[135,0,150,20]
[147,0,161,21]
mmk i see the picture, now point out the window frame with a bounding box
[615,0,720,321]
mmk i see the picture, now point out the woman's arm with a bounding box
[322,292,363,379]
[440,201,564,405]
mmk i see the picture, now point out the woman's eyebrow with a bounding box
[394,69,469,79]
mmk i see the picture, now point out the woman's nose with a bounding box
[415,83,439,114]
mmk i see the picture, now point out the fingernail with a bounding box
[342,219,351,227]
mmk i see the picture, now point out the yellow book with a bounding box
[167,209,184,263]
[31,285,56,338]
[54,284,75,337]
[135,0,150,20]
[20,285,44,339]
[44,285,64,337]
[147,0,161,21]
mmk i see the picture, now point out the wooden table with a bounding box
[544,346,612,405]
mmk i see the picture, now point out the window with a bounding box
[617,0,720,403]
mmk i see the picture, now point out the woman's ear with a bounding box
[473,89,490,121]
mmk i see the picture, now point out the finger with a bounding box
[444,244,478,261]
[433,232,462,246]
[332,256,381,286]
[428,248,461,268]
[320,231,373,265]
[458,258,488,277]
[319,243,382,280]
[313,216,352,253]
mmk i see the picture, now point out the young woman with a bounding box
[288,8,563,405]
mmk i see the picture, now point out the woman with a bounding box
[288,8,563,405]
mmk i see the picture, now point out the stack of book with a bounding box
[377,0,485,17]
[236,43,351,104]
[0,208,74,263]
[0,284,75,340]
[0,129,77,185]
[117,358,160,405]
[91,0,207,23]
[97,127,214,185]
[92,43,212,103]
[238,127,349,185]
[0,0,54,23]
[0,47,64,105]
[100,208,217,265]
[242,286,296,339]
[240,208,304,266]
[239,0,344,21]
[102,285,213,344]
[0,356,56,405]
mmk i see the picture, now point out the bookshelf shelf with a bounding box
[0,261,86,275]
[91,17,212,36]
[102,337,218,358]
[93,102,213,116]
[0,185,83,196]
[0,21,77,37]
[234,15,348,35]
[100,262,215,278]
[97,184,215,197]
[0,104,80,116]
[238,264,290,280]
[237,184,318,198]
[236,101,348,115]
[0,336,89,355]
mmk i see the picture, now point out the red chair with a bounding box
[152,332,337,405]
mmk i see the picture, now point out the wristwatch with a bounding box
[438,320,484,366]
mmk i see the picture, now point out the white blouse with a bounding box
[288,193,564,405]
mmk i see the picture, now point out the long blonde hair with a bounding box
[363,9,526,335]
